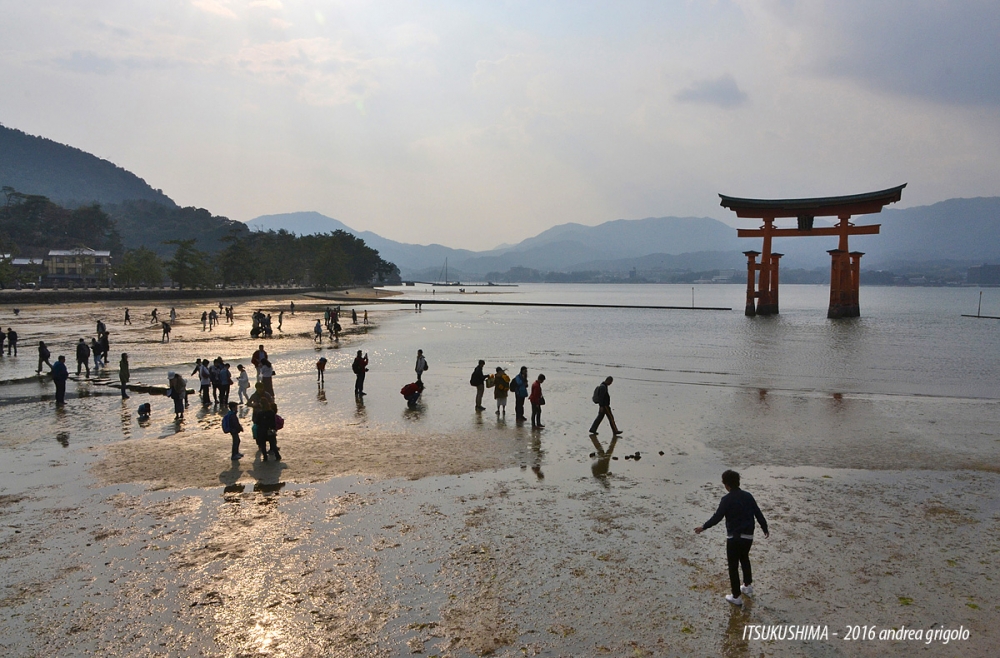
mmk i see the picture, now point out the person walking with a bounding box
[201,311,208,331]
[236,364,251,404]
[223,401,243,460]
[277,310,284,332]
[490,366,510,416]
[36,340,52,374]
[363,310,368,325]
[695,469,770,607]
[99,332,110,366]
[314,320,323,342]
[167,371,186,419]
[0,328,5,356]
[123,308,131,325]
[51,355,69,406]
[209,358,222,404]
[415,349,428,383]
[351,309,358,324]
[470,360,487,411]
[511,366,529,422]
[352,351,369,396]
[589,376,622,435]
[161,321,171,342]
[90,337,103,369]
[6,328,16,355]
[529,373,546,428]
[118,353,130,399]
[150,308,158,324]
[76,338,91,377]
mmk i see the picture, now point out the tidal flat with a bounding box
[1,285,998,656]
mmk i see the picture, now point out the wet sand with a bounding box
[1,293,998,656]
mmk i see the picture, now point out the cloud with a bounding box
[754,0,1000,107]
[674,74,748,108]
[191,0,238,19]
[234,38,384,106]
[52,51,181,75]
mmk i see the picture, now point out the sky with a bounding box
[1,0,999,250]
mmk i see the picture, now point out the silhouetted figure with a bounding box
[119,353,130,399]
[353,351,368,396]
[223,401,243,460]
[589,376,621,435]
[76,338,91,377]
[124,308,131,325]
[316,357,327,384]
[36,341,52,373]
[5,328,15,355]
[161,321,171,342]
[470,360,487,411]
[167,371,186,419]
[511,366,529,422]
[529,373,546,428]
[51,355,69,405]
[260,359,275,397]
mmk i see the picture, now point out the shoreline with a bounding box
[0,286,401,305]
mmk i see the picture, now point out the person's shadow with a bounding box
[590,434,619,487]
[721,600,751,658]
[219,460,242,490]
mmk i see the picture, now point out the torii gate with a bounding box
[719,184,906,318]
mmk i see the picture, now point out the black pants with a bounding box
[218,385,230,405]
[531,402,542,426]
[514,395,526,420]
[201,384,211,405]
[355,372,365,395]
[230,431,241,457]
[54,380,66,405]
[726,538,753,598]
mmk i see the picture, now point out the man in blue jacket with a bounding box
[510,366,529,421]
[695,469,769,606]
[51,355,69,406]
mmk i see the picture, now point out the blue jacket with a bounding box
[702,488,768,539]
[511,374,528,398]
[51,361,69,383]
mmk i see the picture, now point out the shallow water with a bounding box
[1,285,998,656]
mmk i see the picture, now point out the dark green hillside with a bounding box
[0,124,175,207]
[106,200,249,257]
[0,189,121,254]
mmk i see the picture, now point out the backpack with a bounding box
[470,369,478,386]
[352,358,361,374]
[221,412,232,433]
[592,386,602,404]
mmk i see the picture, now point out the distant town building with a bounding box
[46,248,112,284]
[967,264,1000,285]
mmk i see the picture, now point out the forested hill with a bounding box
[0,124,176,207]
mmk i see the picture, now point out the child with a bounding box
[236,364,250,404]
[223,401,244,460]
[694,469,769,606]
[317,357,327,384]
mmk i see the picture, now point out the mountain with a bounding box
[245,212,744,278]
[247,211,479,276]
[0,124,176,208]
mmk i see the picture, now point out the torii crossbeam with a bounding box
[720,184,906,318]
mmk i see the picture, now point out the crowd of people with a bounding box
[13,300,770,607]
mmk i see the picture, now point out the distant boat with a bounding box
[433,258,462,286]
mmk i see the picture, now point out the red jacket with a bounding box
[529,380,543,404]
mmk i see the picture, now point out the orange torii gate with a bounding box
[719,184,906,318]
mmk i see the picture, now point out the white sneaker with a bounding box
[725,594,743,606]
[740,585,754,597]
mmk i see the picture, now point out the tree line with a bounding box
[0,188,399,289]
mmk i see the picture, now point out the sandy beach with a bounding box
[1,286,997,656]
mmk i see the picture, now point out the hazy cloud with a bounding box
[674,74,748,108]
[191,0,238,19]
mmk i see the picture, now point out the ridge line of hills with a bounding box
[3,122,1000,283]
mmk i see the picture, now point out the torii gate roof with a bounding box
[719,184,906,218]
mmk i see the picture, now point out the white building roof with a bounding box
[48,249,112,257]
[11,258,44,266]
